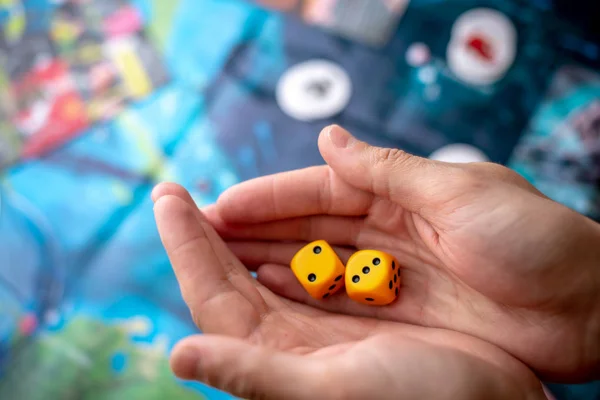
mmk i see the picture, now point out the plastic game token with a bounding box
[406,42,431,67]
[429,144,489,163]
[446,8,517,86]
[276,59,352,121]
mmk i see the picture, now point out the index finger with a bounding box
[153,188,268,337]
[215,166,374,224]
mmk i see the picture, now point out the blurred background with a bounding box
[0,0,599,399]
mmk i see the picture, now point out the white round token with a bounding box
[446,8,517,86]
[450,8,517,43]
[406,42,431,67]
[276,60,352,121]
[429,144,489,163]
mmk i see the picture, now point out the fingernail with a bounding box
[328,125,353,148]
[151,185,161,203]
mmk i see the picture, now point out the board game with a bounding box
[0,0,599,398]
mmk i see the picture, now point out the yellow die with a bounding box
[345,250,401,306]
[291,240,345,300]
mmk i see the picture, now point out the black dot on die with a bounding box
[398,269,401,277]
[313,246,322,254]
[389,281,393,290]
[335,275,343,282]
[365,298,374,302]
[394,275,397,283]
[308,273,317,282]
[392,261,395,270]
[395,288,399,296]
[362,266,370,274]
[323,293,330,299]
[373,258,381,266]
[352,275,360,283]
[329,284,336,291]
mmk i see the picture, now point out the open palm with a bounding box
[153,184,544,399]
[203,126,600,382]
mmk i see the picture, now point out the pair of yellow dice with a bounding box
[291,240,401,306]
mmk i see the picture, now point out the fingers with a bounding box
[210,216,365,248]
[215,166,374,224]
[228,241,355,269]
[318,125,470,215]
[153,183,269,337]
[151,182,194,205]
[171,335,337,400]
[255,264,309,300]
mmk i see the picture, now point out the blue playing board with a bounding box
[0,1,599,399]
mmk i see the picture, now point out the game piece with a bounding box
[290,240,345,300]
[406,42,431,67]
[446,8,517,86]
[276,59,352,122]
[345,250,400,306]
[429,144,489,163]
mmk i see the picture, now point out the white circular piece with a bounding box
[276,60,352,121]
[429,144,489,163]
[451,8,517,42]
[406,42,431,67]
[446,8,517,86]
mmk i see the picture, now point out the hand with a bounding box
[152,185,544,400]
[204,125,600,382]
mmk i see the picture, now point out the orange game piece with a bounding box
[345,250,401,306]
[291,240,345,300]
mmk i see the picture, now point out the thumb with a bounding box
[318,125,470,214]
[170,335,337,400]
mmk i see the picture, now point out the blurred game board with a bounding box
[0,0,599,399]
[0,0,169,165]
